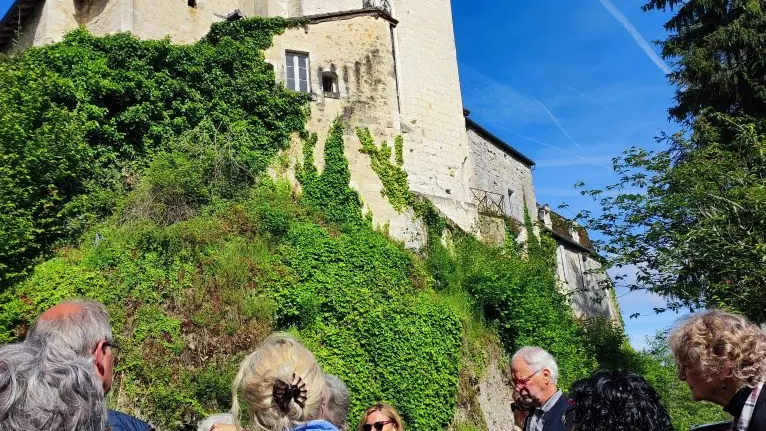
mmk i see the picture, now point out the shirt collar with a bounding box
[538,389,563,413]
[725,386,753,418]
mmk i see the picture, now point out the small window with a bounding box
[322,71,339,98]
[286,52,309,93]
[188,0,196,7]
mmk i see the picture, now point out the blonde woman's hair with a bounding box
[231,333,328,431]
[357,403,404,431]
[668,309,766,387]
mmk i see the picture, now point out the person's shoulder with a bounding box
[107,409,154,431]
[551,393,573,413]
[749,387,766,431]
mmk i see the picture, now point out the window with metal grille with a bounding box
[286,52,309,93]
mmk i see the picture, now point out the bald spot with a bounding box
[39,302,84,321]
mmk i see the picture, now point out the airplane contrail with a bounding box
[597,0,672,75]
[532,96,582,149]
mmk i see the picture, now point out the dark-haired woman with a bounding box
[567,369,673,431]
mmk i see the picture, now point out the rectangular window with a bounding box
[286,52,309,93]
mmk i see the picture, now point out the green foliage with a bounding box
[0,172,461,430]
[643,0,766,124]
[0,12,731,431]
[0,17,308,287]
[297,119,363,227]
[578,113,766,322]
[435,231,596,389]
[357,128,412,212]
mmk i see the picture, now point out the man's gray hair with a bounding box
[512,346,559,385]
[323,373,350,431]
[0,341,107,430]
[26,299,112,357]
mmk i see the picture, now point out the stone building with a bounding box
[0,0,619,321]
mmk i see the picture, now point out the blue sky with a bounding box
[452,0,686,350]
[0,0,685,350]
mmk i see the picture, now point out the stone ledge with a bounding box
[303,8,398,27]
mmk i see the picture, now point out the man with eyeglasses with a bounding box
[26,299,154,431]
[510,346,572,431]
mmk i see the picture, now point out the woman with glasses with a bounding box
[357,403,404,431]
[669,310,766,431]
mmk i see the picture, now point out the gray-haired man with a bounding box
[0,339,106,430]
[511,346,572,431]
[26,299,153,431]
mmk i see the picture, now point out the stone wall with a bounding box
[555,245,619,321]
[392,0,477,232]
[264,12,426,248]
[5,0,252,51]
[9,0,79,51]
[466,125,537,224]
[300,0,361,16]
[130,0,242,44]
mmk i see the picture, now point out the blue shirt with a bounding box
[107,409,153,431]
[292,420,341,431]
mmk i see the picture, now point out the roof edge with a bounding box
[465,117,535,167]
[0,0,38,51]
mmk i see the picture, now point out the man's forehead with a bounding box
[511,356,532,373]
[39,302,83,321]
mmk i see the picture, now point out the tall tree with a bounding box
[644,0,766,123]
[577,0,766,322]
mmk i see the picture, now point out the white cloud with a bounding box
[596,0,672,75]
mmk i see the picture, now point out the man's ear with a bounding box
[93,339,107,380]
[542,368,551,383]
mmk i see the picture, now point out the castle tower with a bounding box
[390,0,476,230]
[263,0,477,231]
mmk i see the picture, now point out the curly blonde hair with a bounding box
[231,333,328,431]
[668,309,766,387]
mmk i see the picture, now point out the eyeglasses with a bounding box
[513,369,539,387]
[363,421,394,431]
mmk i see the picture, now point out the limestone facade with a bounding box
[263,11,427,248]
[538,205,621,322]
[0,0,619,321]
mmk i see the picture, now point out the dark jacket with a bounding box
[524,393,574,431]
[107,409,154,431]
[725,386,766,431]
[724,386,766,431]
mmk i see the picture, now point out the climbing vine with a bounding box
[298,119,363,227]
[357,128,412,212]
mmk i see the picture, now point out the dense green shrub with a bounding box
[297,119,363,227]
[1,137,462,430]
[0,17,309,287]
